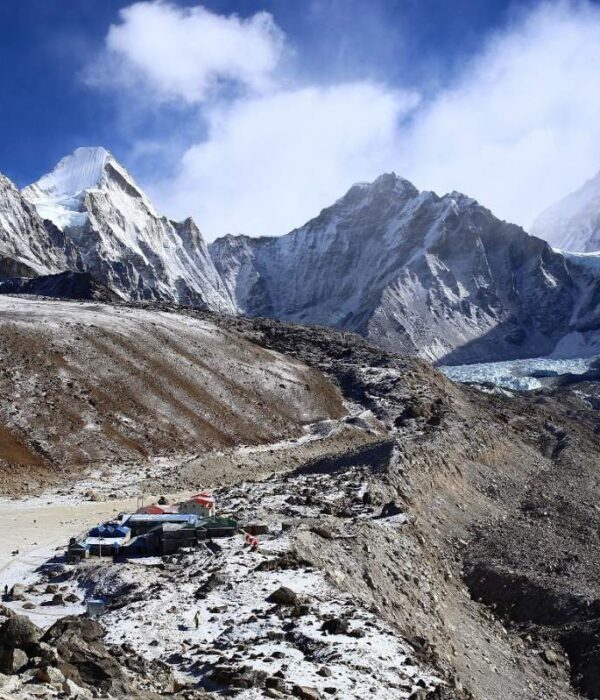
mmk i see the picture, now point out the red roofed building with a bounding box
[136,503,180,515]
[180,492,216,518]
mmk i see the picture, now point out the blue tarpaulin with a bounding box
[89,523,131,538]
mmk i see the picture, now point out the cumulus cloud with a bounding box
[153,84,418,236]
[404,0,600,229]
[88,1,285,102]
[90,0,600,239]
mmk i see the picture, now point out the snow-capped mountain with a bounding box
[0,172,79,278]
[3,149,600,364]
[23,147,234,310]
[532,170,600,252]
[211,174,600,363]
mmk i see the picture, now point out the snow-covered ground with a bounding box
[0,462,441,698]
[440,355,599,391]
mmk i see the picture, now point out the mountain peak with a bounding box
[29,147,112,200]
[532,169,600,252]
[22,146,149,230]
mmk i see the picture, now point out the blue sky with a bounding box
[1,0,509,185]
[2,1,600,238]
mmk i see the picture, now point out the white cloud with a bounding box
[90,1,284,103]
[151,84,418,236]
[403,1,600,229]
[90,0,600,239]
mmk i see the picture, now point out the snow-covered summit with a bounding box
[532,170,600,252]
[23,147,151,229]
[21,148,235,311]
[27,147,110,199]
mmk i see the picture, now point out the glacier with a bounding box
[440,355,599,391]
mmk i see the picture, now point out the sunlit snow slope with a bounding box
[23,147,234,310]
[532,170,600,253]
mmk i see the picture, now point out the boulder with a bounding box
[42,616,123,694]
[36,665,66,687]
[195,573,227,600]
[42,616,173,697]
[62,678,94,698]
[29,641,59,666]
[266,676,286,690]
[321,617,350,635]
[9,585,26,601]
[0,647,28,674]
[0,606,15,620]
[310,526,334,539]
[293,686,321,700]
[0,615,42,652]
[267,587,298,606]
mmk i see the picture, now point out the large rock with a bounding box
[195,573,227,600]
[9,585,26,602]
[36,664,66,687]
[293,686,321,700]
[321,617,350,635]
[0,647,28,674]
[267,587,298,606]
[0,615,42,652]
[41,616,174,697]
[42,616,127,695]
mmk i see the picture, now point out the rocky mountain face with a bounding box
[22,147,234,310]
[0,173,79,279]
[3,151,600,363]
[532,170,600,253]
[211,174,600,364]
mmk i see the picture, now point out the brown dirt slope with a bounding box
[0,296,344,491]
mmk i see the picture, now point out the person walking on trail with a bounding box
[194,610,200,630]
[3,584,7,599]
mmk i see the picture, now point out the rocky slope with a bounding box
[0,270,119,301]
[0,611,184,699]
[532,170,600,252]
[211,174,600,364]
[2,303,600,698]
[23,147,234,310]
[202,312,600,700]
[0,296,344,492]
[0,174,79,280]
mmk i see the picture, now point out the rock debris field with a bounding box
[0,465,441,699]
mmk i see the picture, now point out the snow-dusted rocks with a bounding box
[23,147,234,310]
[0,173,78,279]
[212,173,600,364]
[532,170,600,253]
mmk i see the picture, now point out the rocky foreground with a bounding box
[1,304,600,699]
